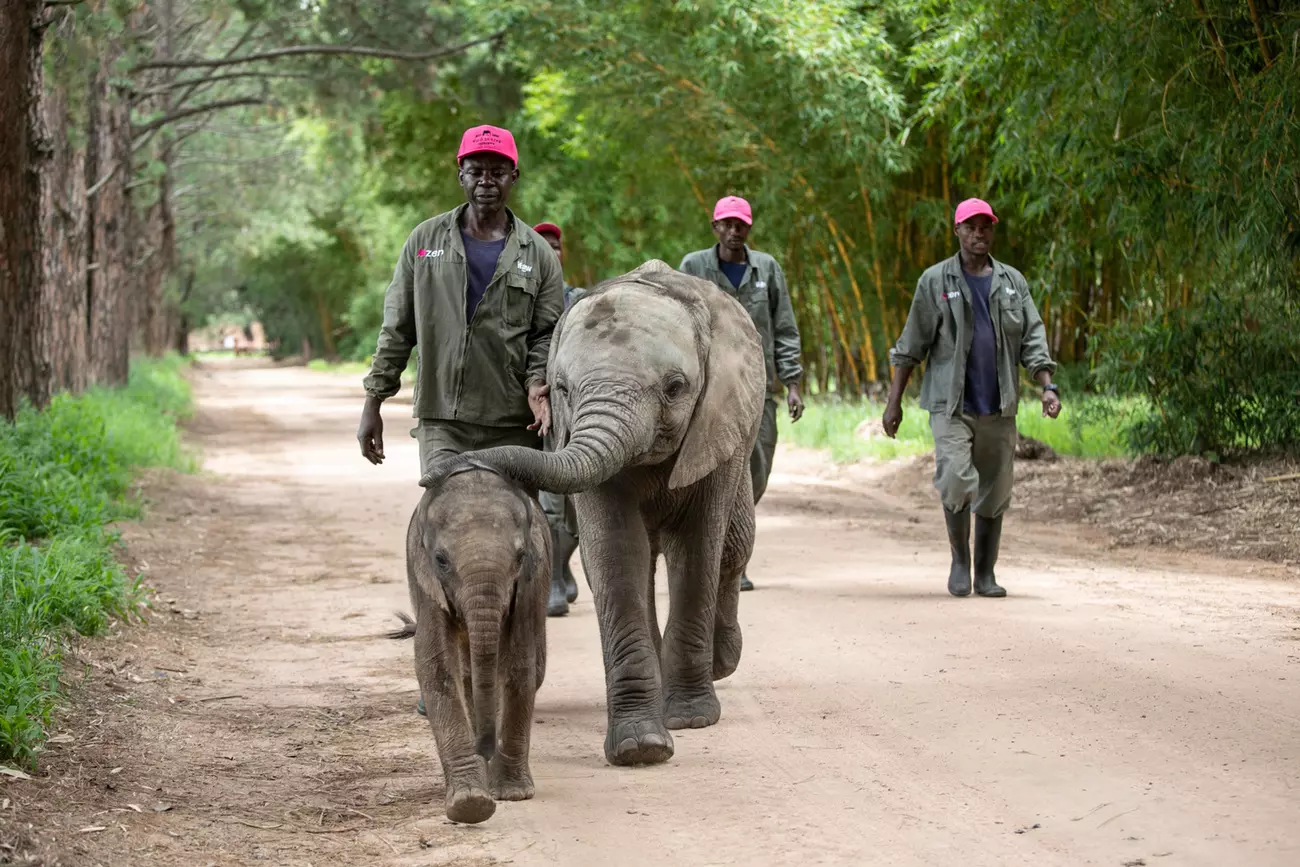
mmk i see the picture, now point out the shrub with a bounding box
[0,356,192,767]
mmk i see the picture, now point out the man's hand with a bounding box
[882,401,904,439]
[1041,389,1062,419]
[527,381,551,437]
[787,383,805,423]
[358,397,385,464]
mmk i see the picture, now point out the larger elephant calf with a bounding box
[439,259,767,767]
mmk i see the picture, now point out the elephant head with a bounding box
[408,463,547,760]
[442,260,766,495]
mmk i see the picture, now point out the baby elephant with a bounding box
[388,460,550,824]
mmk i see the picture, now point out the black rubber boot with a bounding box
[740,573,755,591]
[944,507,972,597]
[557,527,579,604]
[547,526,570,617]
[973,514,1007,597]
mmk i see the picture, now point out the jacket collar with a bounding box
[447,203,527,259]
[711,243,753,287]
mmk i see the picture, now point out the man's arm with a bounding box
[769,262,805,420]
[882,277,941,438]
[1017,283,1056,381]
[363,234,419,401]
[525,248,565,390]
[1017,282,1061,418]
[524,246,565,436]
[358,234,418,464]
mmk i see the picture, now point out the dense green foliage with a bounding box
[98,0,1297,457]
[0,358,194,767]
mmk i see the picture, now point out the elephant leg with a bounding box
[491,617,538,801]
[715,468,754,681]
[412,594,495,824]
[574,486,673,767]
[660,475,735,730]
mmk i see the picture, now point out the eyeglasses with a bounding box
[461,167,513,182]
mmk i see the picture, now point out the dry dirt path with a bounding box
[6,361,1299,867]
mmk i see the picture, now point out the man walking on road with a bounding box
[882,198,1060,598]
[356,124,564,477]
[532,221,583,617]
[679,195,804,591]
[355,125,564,713]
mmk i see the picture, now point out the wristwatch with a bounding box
[1042,383,1060,394]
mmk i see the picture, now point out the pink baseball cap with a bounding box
[954,198,998,225]
[712,195,753,225]
[457,125,518,165]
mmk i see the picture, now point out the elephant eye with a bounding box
[664,376,688,400]
[434,549,451,571]
[515,550,527,569]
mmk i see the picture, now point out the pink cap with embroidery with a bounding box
[457,125,518,165]
[954,198,998,225]
[712,195,753,225]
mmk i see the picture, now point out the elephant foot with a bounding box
[663,686,721,730]
[604,718,674,766]
[490,760,535,801]
[712,624,742,681]
[445,784,496,824]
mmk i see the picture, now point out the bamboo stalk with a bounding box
[1245,0,1274,66]
[815,264,859,391]
[824,218,878,382]
[1190,0,1243,101]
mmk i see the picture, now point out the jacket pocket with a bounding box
[503,271,538,329]
[1000,304,1024,343]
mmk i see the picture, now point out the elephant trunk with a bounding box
[464,584,504,760]
[474,397,646,494]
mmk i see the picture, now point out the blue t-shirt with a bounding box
[719,259,747,289]
[962,270,1001,416]
[462,231,507,322]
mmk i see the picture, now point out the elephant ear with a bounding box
[407,496,452,613]
[668,286,767,490]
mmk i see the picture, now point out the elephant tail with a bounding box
[384,610,417,640]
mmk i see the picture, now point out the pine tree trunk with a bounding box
[85,57,132,387]
[43,79,89,395]
[0,0,51,419]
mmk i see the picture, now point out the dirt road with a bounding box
[10,362,1299,866]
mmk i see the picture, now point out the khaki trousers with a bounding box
[929,411,1017,518]
[413,419,541,477]
[750,397,779,505]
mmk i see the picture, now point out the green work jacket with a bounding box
[889,252,1056,418]
[363,204,565,426]
[678,245,804,393]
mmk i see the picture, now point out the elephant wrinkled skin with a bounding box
[389,463,550,822]
[433,259,766,767]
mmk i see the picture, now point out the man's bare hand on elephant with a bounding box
[527,381,551,437]
[358,396,385,464]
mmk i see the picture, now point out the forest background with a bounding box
[2,0,1298,458]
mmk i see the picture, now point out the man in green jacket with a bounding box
[679,195,804,592]
[357,124,564,477]
[532,221,582,617]
[358,124,563,716]
[882,198,1061,598]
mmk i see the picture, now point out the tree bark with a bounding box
[85,56,133,386]
[43,77,89,394]
[0,0,52,419]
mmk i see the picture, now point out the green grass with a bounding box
[0,355,194,768]
[778,395,1140,464]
